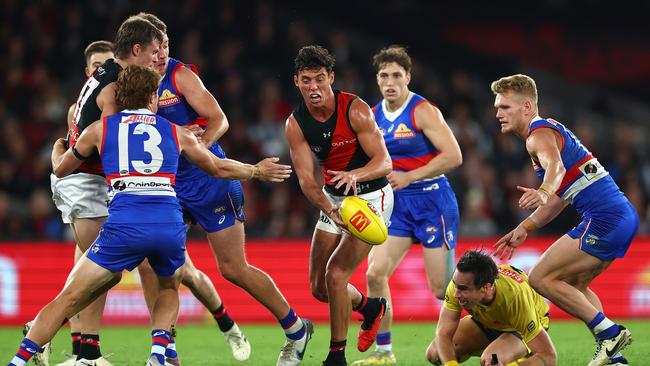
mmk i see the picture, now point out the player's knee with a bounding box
[180,266,199,288]
[528,268,548,296]
[325,266,347,290]
[220,262,247,286]
[365,269,388,291]
[425,340,439,364]
[311,287,329,303]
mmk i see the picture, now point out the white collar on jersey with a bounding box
[121,108,155,115]
[528,115,543,127]
[381,91,414,122]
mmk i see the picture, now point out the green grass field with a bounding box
[1,320,648,365]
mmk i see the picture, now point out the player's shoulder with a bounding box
[94,59,120,80]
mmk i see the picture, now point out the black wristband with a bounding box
[72,145,90,161]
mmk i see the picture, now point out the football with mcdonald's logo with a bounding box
[340,196,388,245]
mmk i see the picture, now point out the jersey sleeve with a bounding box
[442,280,461,313]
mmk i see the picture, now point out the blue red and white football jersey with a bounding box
[100,109,183,224]
[528,117,628,213]
[157,58,226,182]
[374,92,448,192]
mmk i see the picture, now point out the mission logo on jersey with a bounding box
[393,123,416,139]
[159,89,180,107]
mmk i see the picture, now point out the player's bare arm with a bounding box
[175,66,228,146]
[52,120,102,177]
[327,98,392,195]
[286,114,343,225]
[518,128,565,210]
[390,103,462,191]
[494,189,569,259]
[96,82,119,117]
[178,125,290,181]
[518,330,557,366]
[435,307,461,364]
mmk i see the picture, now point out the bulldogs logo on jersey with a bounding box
[159,89,180,107]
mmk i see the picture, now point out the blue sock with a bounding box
[376,332,392,351]
[9,338,40,366]
[279,308,305,340]
[165,336,178,359]
[610,354,625,363]
[151,329,171,364]
[587,312,619,340]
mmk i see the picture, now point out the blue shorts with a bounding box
[175,174,245,233]
[87,222,187,276]
[388,179,459,249]
[568,201,638,261]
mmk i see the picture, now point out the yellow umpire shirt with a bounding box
[443,264,550,343]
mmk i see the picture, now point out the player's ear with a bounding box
[329,71,335,85]
[293,74,299,87]
[131,43,141,57]
[84,67,91,77]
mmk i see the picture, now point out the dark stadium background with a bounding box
[0,0,647,241]
[1,0,650,356]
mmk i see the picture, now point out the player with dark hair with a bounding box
[137,13,313,366]
[7,64,292,366]
[427,250,557,366]
[286,45,393,366]
[353,45,462,365]
[492,74,637,366]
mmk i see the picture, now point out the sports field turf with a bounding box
[1,320,648,365]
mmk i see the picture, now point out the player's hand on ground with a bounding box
[253,157,292,182]
[327,170,358,195]
[493,226,528,259]
[388,171,412,191]
[517,185,549,209]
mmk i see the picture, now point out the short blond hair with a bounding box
[491,74,538,105]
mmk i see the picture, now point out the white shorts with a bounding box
[50,173,109,224]
[316,184,394,235]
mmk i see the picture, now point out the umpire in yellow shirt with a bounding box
[426,250,557,366]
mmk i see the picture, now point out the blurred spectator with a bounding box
[0,0,648,241]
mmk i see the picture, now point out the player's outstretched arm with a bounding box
[177,123,291,181]
[390,103,462,191]
[494,194,569,259]
[52,120,102,177]
[175,66,228,146]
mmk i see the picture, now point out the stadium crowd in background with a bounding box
[0,0,648,241]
